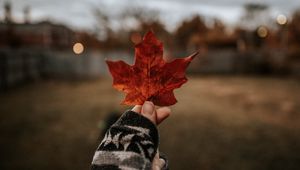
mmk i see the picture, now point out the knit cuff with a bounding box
[112,110,159,158]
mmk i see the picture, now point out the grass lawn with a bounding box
[0,76,299,170]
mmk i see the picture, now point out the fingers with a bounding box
[131,105,142,113]
[157,158,166,170]
[152,152,165,170]
[156,107,171,125]
[141,101,157,124]
[132,102,171,125]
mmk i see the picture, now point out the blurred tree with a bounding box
[93,5,170,50]
[237,3,272,50]
[212,18,225,33]
[289,10,300,44]
[239,3,272,30]
[288,9,300,64]
[205,19,236,48]
[174,15,208,50]
[93,8,112,41]
[139,21,168,35]
[243,3,268,19]
[120,7,160,29]
[4,1,13,23]
[23,6,31,24]
[138,20,171,46]
[116,7,164,47]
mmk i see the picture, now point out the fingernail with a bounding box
[142,101,154,115]
[155,165,160,170]
[159,158,166,166]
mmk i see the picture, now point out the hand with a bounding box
[132,101,170,170]
[131,101,171,125]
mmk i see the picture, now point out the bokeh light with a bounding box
[276,14,288,25]
[257,26,268,38]
[130,33,142,44]
[73,43,84,54]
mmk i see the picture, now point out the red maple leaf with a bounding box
[106,31,198,106]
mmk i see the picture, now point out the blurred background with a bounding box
[0,0,300,169]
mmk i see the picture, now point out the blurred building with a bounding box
[0,2,111,90]
[0,21,74,49]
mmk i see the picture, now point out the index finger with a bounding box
[132,105,142,113]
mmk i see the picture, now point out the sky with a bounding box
[0,0,299,32]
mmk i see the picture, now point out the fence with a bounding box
[0,48,133,90]
[0,49,42,90]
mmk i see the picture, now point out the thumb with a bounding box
[141,101,156,124]
[152,152,165,170]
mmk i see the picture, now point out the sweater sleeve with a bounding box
[91,110,159,170]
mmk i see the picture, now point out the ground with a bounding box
[0,76,300,170]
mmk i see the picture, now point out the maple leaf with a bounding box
[106,31,198,106]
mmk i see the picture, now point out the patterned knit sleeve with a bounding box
[91,110,159,170]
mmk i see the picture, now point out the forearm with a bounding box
[91,110,159,170]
